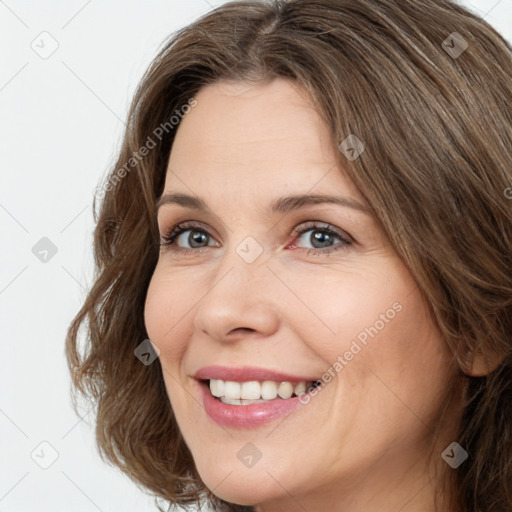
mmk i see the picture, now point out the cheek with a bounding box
[287,261,408,360]
[302,257,451,390]
[143,267,194,361]
[342,281,453,419]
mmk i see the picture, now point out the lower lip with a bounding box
[198,381,310,428]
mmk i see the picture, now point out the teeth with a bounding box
[277,381,294,399]
[208,379,313,401]
[224,381,241,400]
[210,379,224,397]
[294,381,306,395]
[219,397,269,405]
[261,381,278,400]
[241,381,261,400]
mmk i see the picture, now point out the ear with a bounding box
[463,349,506,377]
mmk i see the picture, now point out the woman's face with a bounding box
[144,78,460,511]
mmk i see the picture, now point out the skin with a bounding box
[144,78,465,512]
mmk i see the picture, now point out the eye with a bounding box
[160,221,218,253]
[289,221,352,255]
[159,220,353,255]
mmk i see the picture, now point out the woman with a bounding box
[65,0,512,511]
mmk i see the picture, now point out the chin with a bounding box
[195,459,290,507]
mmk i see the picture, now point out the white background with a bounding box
[1,1,511,511]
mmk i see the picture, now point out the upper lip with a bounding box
[194,365,319,383]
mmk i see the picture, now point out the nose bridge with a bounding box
[193,235,280,341]
[212,231,269,292]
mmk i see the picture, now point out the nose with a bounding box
[193,249,280,343]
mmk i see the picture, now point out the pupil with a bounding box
[190,231,207,247]
[312,231,331,248]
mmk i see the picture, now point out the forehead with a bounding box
[164,78,363,203]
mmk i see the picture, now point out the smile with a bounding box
[208,379,319,405]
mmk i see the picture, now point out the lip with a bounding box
[193,365,322,428]
[194,365,319,383]
[198,380,315,428]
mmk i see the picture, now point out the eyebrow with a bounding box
[155,192,374,216]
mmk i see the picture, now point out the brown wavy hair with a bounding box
[65,0,512,511]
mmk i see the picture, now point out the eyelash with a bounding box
[159,221,352,256]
